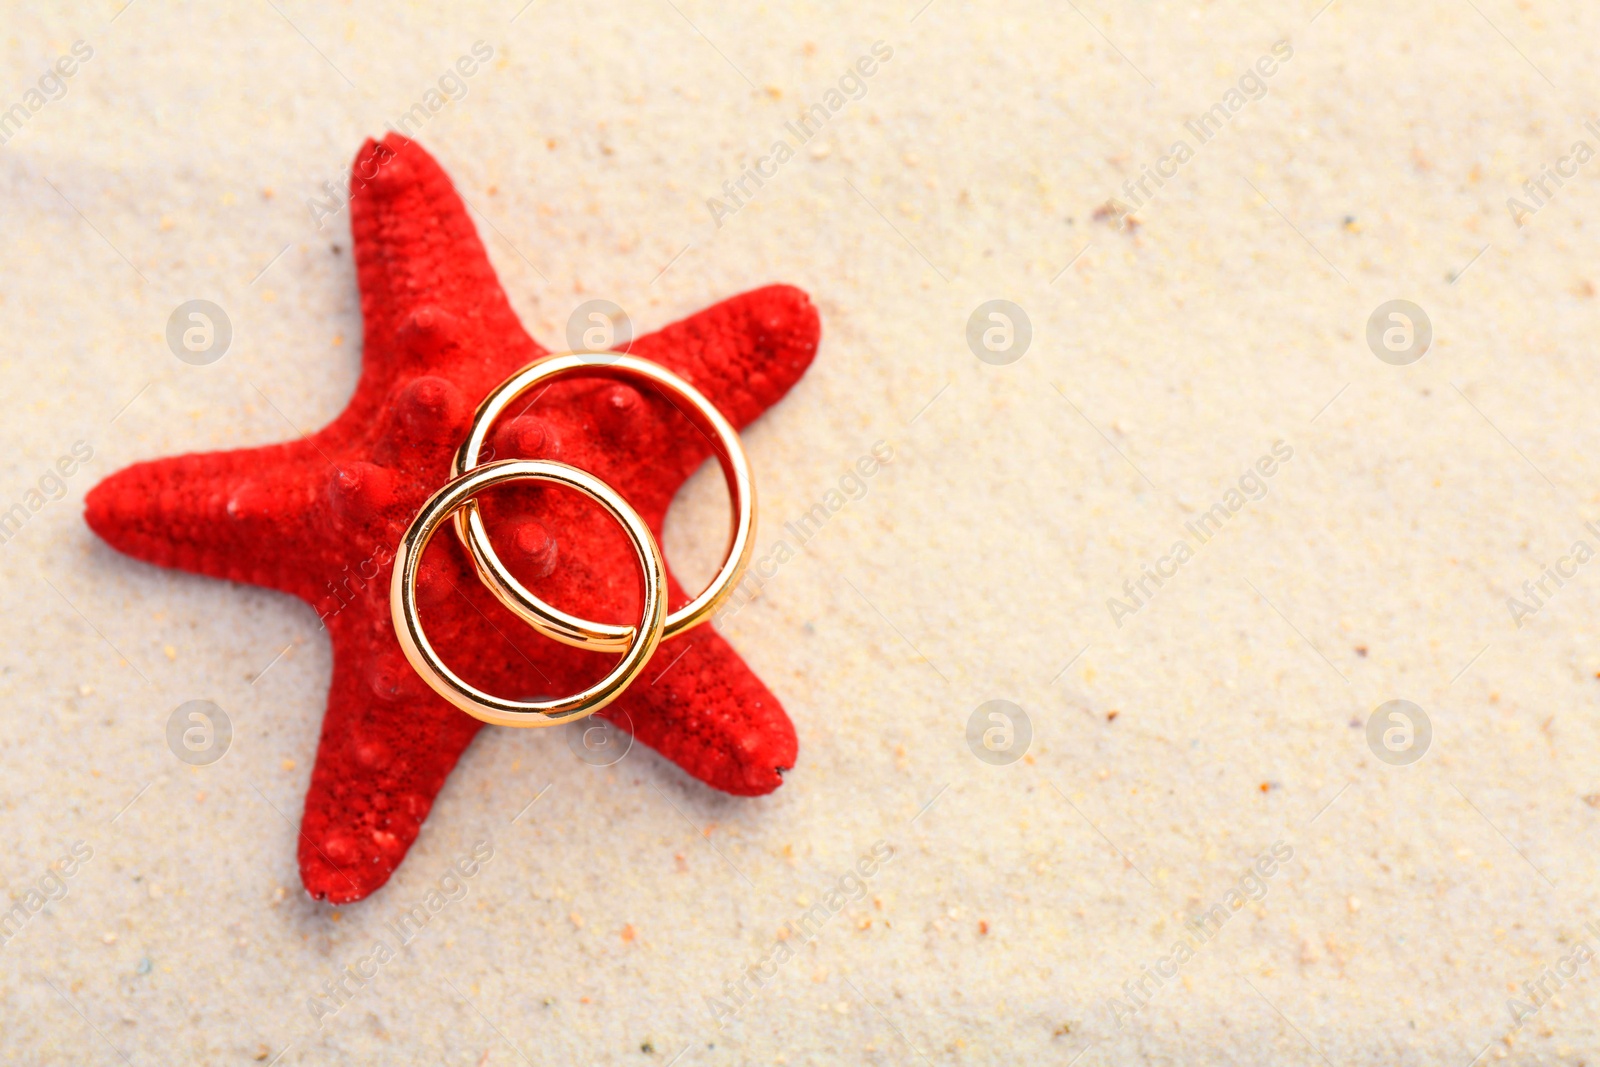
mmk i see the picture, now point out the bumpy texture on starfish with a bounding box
[86,135,818,903]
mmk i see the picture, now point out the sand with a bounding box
[3,0,1600,1063]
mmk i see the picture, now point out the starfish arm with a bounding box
[83,444,342,599]
[436,532,798,800]
[514,284,820,513]
[298,620,483,903]
[597,628,797,797]
[628,283,820,433]
[464,517,800,799]
[296,541,795,900]
[349,135,545,385]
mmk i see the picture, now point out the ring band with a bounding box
[452,353,754,652]
[390,459,666,728]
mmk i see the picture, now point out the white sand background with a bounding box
[4,0,1600,1063]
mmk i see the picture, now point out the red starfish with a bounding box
[85,135,818,903]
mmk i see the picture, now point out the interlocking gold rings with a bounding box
[388,353,754,729]
[390,459,666,728]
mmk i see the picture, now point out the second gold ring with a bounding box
[452,352,754,652]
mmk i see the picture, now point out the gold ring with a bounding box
[390,459,666,728]
[452,352,754,652]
